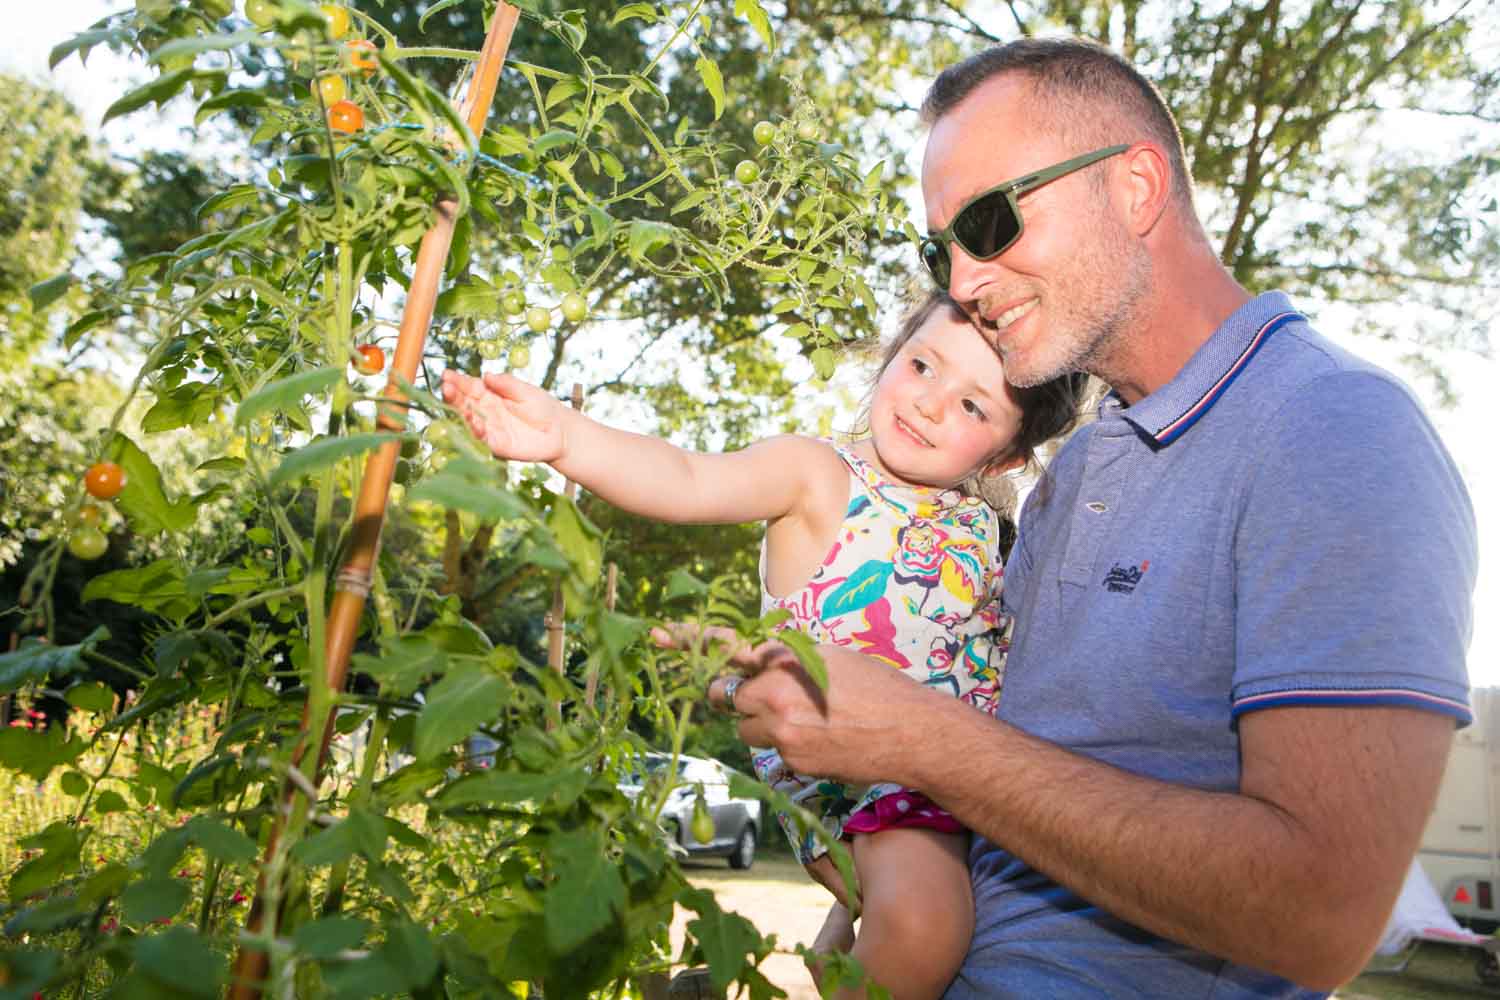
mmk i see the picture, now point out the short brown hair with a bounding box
[866,288,1090,510]
[921,37,1194,210]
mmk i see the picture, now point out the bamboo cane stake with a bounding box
[545,383,585,677]
[229,7,520,996]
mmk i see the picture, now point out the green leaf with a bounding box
[95,790,129,814]
[133,926,226,997]
[544,830,625,952]
[0,628,104,695]
[545,77,584,110]
[413,663,508,761]
[50,25,131,69]
[234,366,342,427]
[435,770,556,809]
[549,498,602,607]
[352,636,446,699]
[148,28,261,63]
[184,816,257,865]
[810,346,836,379]
[434,282,501,318]
[294,916,371,959]
[0,725,86,782]
[28,274,71,311]
[694,56,725,120]
[663,569,708,602]
[63,308,121,348]
[777,629,827,692]
[625,219,676,261]
[102,432,198,536]
[83,559,191,618]
[405,457,531,522]
[295,808,387,867]
[10,823,82,898]
[381,920,439,990]
[734,0,776,48]
[142,382,218,434]
[64,682,115,714]
[121,877,191,925]
[681,886,762,993]
[612,3,658,25]
[533,129,579,157]
[671,189,713,215]
[195,88,270,127]
[196,183,261,220]
[269,432,397,488]
[102,68,197,125]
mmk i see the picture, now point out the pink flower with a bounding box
[231,891,248,904]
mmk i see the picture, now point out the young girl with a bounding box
[442,290,1085,1000]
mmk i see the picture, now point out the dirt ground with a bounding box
[671,856,1500,1000]
[671,856,832,1000]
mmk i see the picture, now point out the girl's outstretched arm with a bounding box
[442,370,836,527]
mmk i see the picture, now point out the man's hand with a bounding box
[441,370,567,464]
[652,624,956,790]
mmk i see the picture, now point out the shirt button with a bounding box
[1086,501,1108,513]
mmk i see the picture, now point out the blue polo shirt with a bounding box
[951,292,1476,998]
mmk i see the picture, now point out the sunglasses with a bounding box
[919,144,1131,289]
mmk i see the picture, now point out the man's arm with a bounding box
[718,650,1451,990]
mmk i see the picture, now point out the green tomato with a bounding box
[560,292,588,324]
[509,343,531,369]
[796,120,820,142]
[68,526,108,561]
[690,794,715,844]
[525,307,551,334]
[137,0,173,18]
[400,436,421,459]
[245,0,278,27]
[752,121,776,146]
[198,0,234,18]
[734,159,760,185]
[501,291,526,316]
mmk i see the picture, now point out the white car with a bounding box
[619,752,762,870]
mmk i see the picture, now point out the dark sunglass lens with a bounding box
[920,240,951,288]
[952,190,1020,259]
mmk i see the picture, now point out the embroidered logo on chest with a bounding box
[1103,561,1149,594]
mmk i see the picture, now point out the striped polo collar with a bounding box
[1107,292,1307,446]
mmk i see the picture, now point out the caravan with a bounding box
[1419,686,1500,931]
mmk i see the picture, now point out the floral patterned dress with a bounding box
[751,441,1010,863]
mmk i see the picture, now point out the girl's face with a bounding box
[868,308,1026,490]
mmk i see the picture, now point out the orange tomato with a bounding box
[84,461,127,501]
[327,99,365,134]
[353,344,385,375]
[344,38,378,75]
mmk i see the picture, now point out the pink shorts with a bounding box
[841,789,963,837]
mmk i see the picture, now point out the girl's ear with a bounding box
[984,450,1028,477]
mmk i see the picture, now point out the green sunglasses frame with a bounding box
[920,144,1131,289]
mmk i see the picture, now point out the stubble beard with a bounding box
[999,228,1153,389]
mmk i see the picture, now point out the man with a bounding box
[696,37,1476,997]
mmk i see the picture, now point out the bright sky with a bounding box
[7,1,1497,686]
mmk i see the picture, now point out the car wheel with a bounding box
[728,826,756,870]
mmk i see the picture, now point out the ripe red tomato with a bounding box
[68,526,109,561]
[344,39,378,75]
[84,461,127,501]
[327,99,365,134]
[353,344,385,375]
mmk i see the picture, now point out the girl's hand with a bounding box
[441,370,567,464]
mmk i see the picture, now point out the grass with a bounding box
[1340,942,1499,999]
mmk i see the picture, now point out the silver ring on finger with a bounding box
[722,675,744,715]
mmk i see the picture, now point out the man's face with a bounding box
[920,75,1150,387]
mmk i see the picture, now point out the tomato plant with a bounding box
[752,120,776,145]
[8,2,899,996]
[734,159,761,184]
